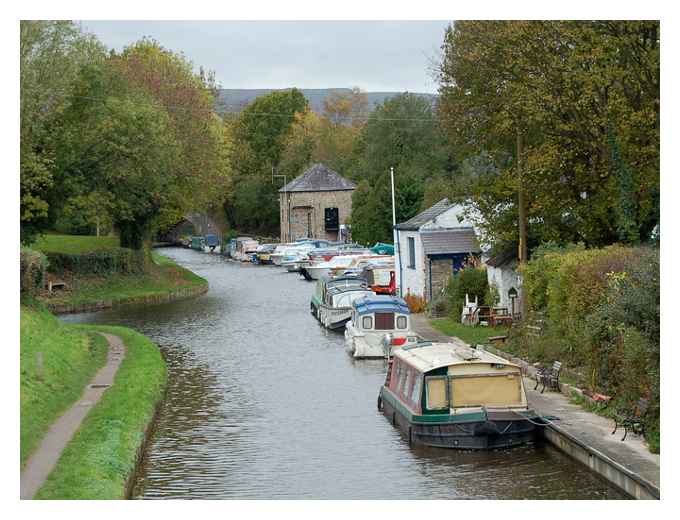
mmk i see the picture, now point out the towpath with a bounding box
[20,333,127,499]
[410,314,660,499]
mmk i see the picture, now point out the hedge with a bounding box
[514,244,659,451]
[45,248,146,276]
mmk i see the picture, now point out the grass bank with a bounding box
[34,324,166,499]
[429,317,509,345]
[34,234,207,312]
[20,304,108,468]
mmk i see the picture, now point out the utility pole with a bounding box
[272,166,288,242]
[517,129,528,265]
[517,128,528,320]
[390,166,397,228]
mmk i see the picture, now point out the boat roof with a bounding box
[325,277,367,289]
[393,341,519,373]
[353,295,409,315]
[328,286,371,296]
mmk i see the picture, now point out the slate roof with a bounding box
[485,248,517,268]
[394,198,451,230]
[420,228,481,255]
[279,163,356,193]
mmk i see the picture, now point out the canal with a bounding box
[63,248,626,499]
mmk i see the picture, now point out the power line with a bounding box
[52,92,447,123]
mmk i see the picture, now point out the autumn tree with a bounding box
[438,21,660,249]
[226,89,308,233]
[323,87,369,127]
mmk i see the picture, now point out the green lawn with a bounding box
[429,317,510,345]
[20,305,108,468]
[35,324,167,499]
[33,234,120,254]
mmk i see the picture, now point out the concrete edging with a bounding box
[483,344,660,500]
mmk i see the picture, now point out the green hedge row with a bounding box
[514,244,659,451]
[45,248,145,276]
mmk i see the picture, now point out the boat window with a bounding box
[395,362,405,391]
[362,316,373,329]
[402,369,412,397]
[425,376,449,410]
[410,374,422,405]
[375,312,395,330]
[396,316,408,329]
[450,373,522,408]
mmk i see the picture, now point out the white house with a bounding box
[394,199,482,302]
[485,248,523,317]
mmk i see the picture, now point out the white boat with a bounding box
[311,275,372,329]
[345,295,420,358]
[304,254,368,280]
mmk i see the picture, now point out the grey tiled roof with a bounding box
[421,228,481,255]
[394,198,451,230]
[486,248,517,268]
[279,163,356,192]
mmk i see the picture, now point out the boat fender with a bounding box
[408,427,413,447]
[377,395,383,411]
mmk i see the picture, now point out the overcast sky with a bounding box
[80,21,450,93]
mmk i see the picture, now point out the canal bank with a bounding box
[64,248,629,499]
[410,314,661,500]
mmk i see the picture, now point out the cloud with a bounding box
[80,20,449,93]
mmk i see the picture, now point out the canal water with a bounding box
[63,248,626,499]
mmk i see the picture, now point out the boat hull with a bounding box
[380,388,541,450]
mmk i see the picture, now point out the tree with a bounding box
[437,21,659,250]
[347,93,451,243]
[323,87,369,127]
[20,21,105,244]
[227,89,308,234]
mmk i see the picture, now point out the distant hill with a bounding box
[215,88,436,114]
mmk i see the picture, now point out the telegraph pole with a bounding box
[517,129,527,265]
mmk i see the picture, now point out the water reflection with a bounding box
[63,248,626,499]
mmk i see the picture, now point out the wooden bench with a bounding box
[534,361,562,393]
[47,280,67,295]
[612,398,649,441]
[488,335,508,345]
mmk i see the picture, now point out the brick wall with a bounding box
[279,189,354,242]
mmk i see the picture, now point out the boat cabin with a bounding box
[387,342,528,416]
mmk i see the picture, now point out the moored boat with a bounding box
[311,275,370,328]
[379,341,543,449]
[345,295,420,358]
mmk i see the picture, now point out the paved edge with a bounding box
[410,314,660,499]
[20,333,127,500]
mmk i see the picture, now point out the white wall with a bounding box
[487,263,522,311]
[394,229,426,298]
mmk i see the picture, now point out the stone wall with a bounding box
[279,189,354,242]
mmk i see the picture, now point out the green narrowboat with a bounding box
[379,341,543,450]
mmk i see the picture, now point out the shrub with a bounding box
[404,293,427,314]
[20,248,49,296]
[447,265,490,318]
[45,249,145,276]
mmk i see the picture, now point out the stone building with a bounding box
[394,198,482,302]
[279,163,356,242]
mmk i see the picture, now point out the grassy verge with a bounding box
[429,317,510,345]
[35,324,167,499]
[37,248,207,309]
[33,233,120,254]
[20,304,108,468]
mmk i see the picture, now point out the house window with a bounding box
[407,237,416,269]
